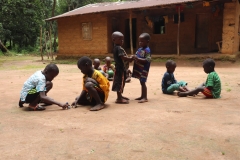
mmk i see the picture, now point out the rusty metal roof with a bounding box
[47,0,200,21]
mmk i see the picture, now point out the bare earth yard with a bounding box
[0,56,239,160]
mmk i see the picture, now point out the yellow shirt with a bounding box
[82,70,110,102]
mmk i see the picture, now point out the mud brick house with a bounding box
[47,0,240,58]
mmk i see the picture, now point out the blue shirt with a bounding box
[161,72,177,93]
[20,71,46,101]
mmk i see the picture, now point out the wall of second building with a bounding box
[108,1,225,54]
[57,14,108,56]
[135,2,224,54]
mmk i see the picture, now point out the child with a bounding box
[71,56,110,111]
[19,64,69,111]
[93,58,102,70]
[178,58,221,98]
[132,33,151,103]
[162,60,189,94]
[103,56,115,81]
[125,69,132,83]
[93,58,106,76]
[111,31,133,104]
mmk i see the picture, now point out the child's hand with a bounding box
[59,102,69,109]
[71,101,77,108]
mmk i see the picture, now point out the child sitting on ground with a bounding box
[71,56,110,111]
[132,33,151,103]
[93,58,106,76]
[19,64,69,111]
[112,31,133,104]
[125,69,132,83]
[178,58,221,98]
[162,60,189,94]
[103,56,115,81]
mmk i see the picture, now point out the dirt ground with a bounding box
[0,56,240,160]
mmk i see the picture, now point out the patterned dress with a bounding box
[132,47,151,82]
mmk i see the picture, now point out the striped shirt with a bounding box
[205,71,221,98]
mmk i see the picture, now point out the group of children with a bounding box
[19,31,221,111]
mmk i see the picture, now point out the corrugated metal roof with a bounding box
[47,0,201,21]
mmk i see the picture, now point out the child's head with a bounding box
[43,63,59,81]
[112,31,124,46]
[93,58,100,69]
[139,33,150,48]
[203,58,215,74]
[105,56,112,67]
[77,56,93,75]
[166,60,176,73]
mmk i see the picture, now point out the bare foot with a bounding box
[138,99,148,103]
[90,104,105,111]
[115,98,129,104]
[177,92,187,97]
[28,105,46,111]
[122,96,129,100]
[135,97,142,100]
[19,100,24,108]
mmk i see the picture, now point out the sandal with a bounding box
[29,105,46,111]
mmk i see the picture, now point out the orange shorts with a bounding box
[202,88,213,98]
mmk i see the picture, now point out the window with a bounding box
[153,16,165,34]
[82,22,92,40]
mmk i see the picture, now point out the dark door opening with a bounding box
[125,18,137,49]
[195,14,209,53]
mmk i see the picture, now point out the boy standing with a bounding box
[19,64,69,111]
[111,31,133,104]
[178,58,221,98]
[162,60,189,94]
[132,33,151,103]
[71,56,110,111]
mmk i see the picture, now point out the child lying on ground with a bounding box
[162,60,189,94]
[178,58,221,98]
[125,69,132,83]
[72,56,110,111]
[19,64,69,111]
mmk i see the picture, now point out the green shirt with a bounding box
[205,71,221,98]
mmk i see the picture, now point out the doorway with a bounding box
[195,14,210,52]
[125,18,137,49]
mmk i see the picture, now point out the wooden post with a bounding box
[129,11,133,55]
[40,26,43,61]
[49,24,53,60]
[45,31,49,59]
[177,7,180,56]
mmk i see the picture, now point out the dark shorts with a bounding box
[25,92,40,103]
[78,88,105,106]
[112,70,126,93]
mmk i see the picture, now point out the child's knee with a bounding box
[46,81,53,90]
[85,82,94,89]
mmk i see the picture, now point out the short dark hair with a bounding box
[45,63,59,74]
[77,56,92,68]
[203,58,215,68]
[140,33,150,40]
[112,31,123,39]
[165,60,176,67]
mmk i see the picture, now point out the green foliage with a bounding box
[0,0,124,54]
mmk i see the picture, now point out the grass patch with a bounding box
[53,59,77,65]
[226,88,231,92]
